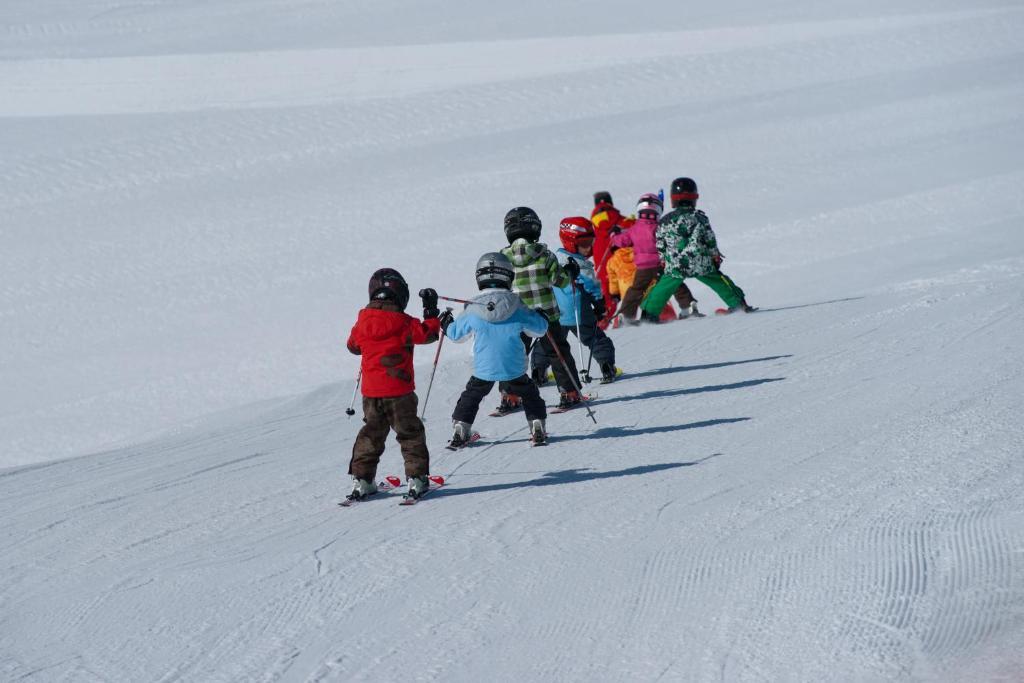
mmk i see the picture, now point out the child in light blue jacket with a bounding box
[442,252,550,447]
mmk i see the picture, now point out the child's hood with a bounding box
[467,289,523,323]
[505,238,551,268]
[355,305,410,341]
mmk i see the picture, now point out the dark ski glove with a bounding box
[610,225,622,235]
[592,299,606,321]
[438,309,454,333]
[563,258,581,280]
[419,288,439,319]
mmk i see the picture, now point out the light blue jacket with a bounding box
[446,289,549,381]
[553,248,603,327]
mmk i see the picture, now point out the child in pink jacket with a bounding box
[611,193,701,323]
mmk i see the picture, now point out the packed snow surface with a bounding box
[2,0,1023,680]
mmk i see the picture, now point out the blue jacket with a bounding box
[553,248,603,327]
[446,289,549,381]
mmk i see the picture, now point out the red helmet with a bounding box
[558,216,595,253]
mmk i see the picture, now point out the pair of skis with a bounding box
[338,474,446,507]
[488,393,596,418]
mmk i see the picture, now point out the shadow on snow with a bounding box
[433,458,719,499]
[756,296,865,313]
[623,355,792,381]
[557,417,750,441]
[595,377,785,405]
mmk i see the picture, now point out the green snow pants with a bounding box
[642,271,746,315]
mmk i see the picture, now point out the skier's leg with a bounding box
[695,272,746,309]
[617,267,658,320]
[388,392,430,479]
[505,375,547,422]
[529,339,550,383]
[349,397,390,480]
[542,322,579,393]
[672,281,696,309]
[452,376,495,425]
[641,274,685,316]
[579,312,615,367]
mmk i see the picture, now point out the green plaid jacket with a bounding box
[501,239,571,322]
[656,207,722,278]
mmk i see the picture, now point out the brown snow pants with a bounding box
[349,392,429,480]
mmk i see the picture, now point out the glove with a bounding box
[419,288,439,319]
[438,309,454,333]
[563,258,581,280]
[657,262,666,277]
[610,225,622,235]
[592,299,606,322]
[712,253,724,268]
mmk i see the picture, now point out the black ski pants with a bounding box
[453,375,546,424]
[530,321,579,393]
[532,311,614,374]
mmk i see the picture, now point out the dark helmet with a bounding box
[593,191,613,207]
[475,252,515,290]
[367,267,409,310]
[503,206,542,243]
[670,177,699,207]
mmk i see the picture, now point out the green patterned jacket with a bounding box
[501,239,571,322]
[655,207,722,278]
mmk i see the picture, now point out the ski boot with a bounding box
[448,421,473,449]
[678,302,705,319]
[406,475,430,500]
[599,361,617,384]
[529,419,547,446]
[531,367,549,387]
[347,477,378,502]
[715,300,758,315]
[639,310,661,325]
[492,392,523,416]
[557,390,582,410]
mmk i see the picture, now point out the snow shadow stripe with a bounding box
[624,355,792,381]
[430,461,704,499]
[596,377,785,405]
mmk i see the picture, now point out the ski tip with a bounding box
[428,475,445,486]
[384,475,402,488]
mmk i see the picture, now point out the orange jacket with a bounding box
[605,248,637,298]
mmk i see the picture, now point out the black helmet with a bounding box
[475,252,515,290]
[670,177,699,207]
[593,191,613,206]
[368,267,409,310]
[503,206,542,243]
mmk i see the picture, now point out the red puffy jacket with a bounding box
[346,302,440,398]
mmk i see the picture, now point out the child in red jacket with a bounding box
[345,268,441,501]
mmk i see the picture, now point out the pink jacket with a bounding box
[611,216,660,269]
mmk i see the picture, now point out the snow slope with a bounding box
[2,1,1024,680]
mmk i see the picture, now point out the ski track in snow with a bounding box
[2,0,1024,680]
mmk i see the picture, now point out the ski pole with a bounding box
[545,329,597,424]
[584,315,597,379]
[594,242,614,277]
[439,295,495,312]
[419,308,451,420]
[571,282,589,384]
[345,369,362,417]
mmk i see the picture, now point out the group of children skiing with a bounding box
[344,176,757,502]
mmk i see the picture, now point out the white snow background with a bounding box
[2,0,1023,680]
